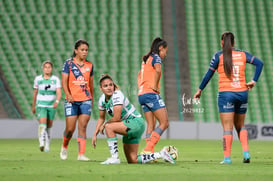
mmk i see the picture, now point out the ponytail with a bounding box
[142,37,167,63]
[221,32,234,79]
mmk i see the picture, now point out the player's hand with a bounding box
[150,86,160,93]
[246,80,256,91]
[99,124,105,135]
[53,102,58,109]
[92,135,97,149]
[67,95,74,103]
[193,89,202,100]
[32,107,36,114]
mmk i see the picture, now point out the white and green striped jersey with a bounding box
[33,75,61,108]
[98,90,141,120]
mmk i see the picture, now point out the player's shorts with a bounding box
[122,116,145,144]
[36,107,56,120]
[138,93,166,113]
[218,91,248,114]
[64,99,92,117]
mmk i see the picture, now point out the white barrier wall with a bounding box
[0,119,272,140]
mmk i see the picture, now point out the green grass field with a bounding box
[0,139,272,181]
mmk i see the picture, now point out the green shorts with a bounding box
[122,116,145,144]
[36,107,56,120]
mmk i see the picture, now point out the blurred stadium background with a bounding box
[0,0,272,124]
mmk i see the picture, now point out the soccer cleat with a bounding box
[60,147,68,160]
[243,151,250,163]
[160,147,175,164]
[100,157,121,165]
[77,154,90,161]
[220,157,232,164]
[40,146,44,152]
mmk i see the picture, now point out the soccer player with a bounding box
[138,37,169,153]
[60,39,94,161]
[194,32,263,164]
[32,61,61,152]
[92,74,175,164]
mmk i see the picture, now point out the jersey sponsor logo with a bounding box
[223,102,234,109]
[232,54,242,57]
[72,66,78,70]
[66,108,72,115]
[113,97,120,104]
[45,84,51,90]
[240,103,248,109]
[106,107,113,116]
[73,70,80,76]
[72,76,87,85]
[146,103,154,108]
[158,99,165,107]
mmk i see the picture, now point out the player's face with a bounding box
[43,63,52,75]
[100,79,114,97]
[75,44,88,60]
[159,46,168,59]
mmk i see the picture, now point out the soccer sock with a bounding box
[38,123,47,146]
[223,130,233,158]
[62,131,72,149]
[46,127,51,143]
[144,127,163,152]
[238,127,249,152]
[145,133,151,151]
[77,137,87,155]
[137,152,161,164]
[107,137,119,159]
[145,133,151,144]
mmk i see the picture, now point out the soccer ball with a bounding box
[165,145,178,160]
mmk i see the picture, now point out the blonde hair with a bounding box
[42,60,53,68]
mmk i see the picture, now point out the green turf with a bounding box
[0,139,272,181]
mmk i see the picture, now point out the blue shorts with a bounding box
[218,91,248,114]
[138,93,166,113]
[64,100,92,117]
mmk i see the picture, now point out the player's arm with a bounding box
[245,52,264,90]
[53,88,62,109]
[106,105,123,124]
[152,63,162,93]
[92,110,106,148]
[89,76,94,105]
[32,89,38,114]
[194,53,219,99]
[61,73,73,103]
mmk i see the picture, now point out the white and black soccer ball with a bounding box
[165,145,178,160]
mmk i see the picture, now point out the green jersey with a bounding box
[98,90,141,120]
[33,75,61,108]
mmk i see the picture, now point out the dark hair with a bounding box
[221,32,234,79]
[99,74,118,90]
[42,60,53,68]
[142,37,167,63]
[72,39,89,57]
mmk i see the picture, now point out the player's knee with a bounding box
[104,123,112,132]
[160,120,169,130]
[65,130,74,137]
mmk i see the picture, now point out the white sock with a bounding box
[107,137,119,159]
[38,124,47,147]
[138,152,161,164]
[46,127,51,143]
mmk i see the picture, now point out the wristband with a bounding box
[55,100,59,103]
